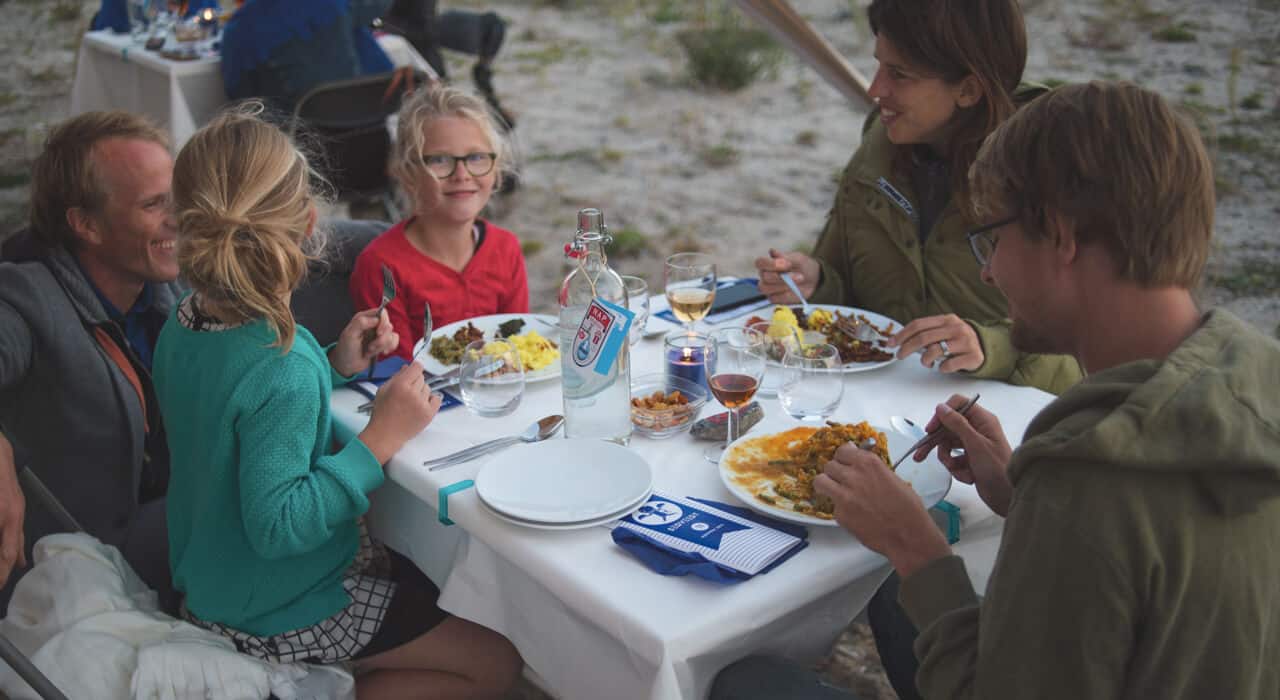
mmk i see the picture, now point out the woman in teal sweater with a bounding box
[153,106,520,698]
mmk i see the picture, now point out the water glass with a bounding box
[778,343,843,422]
[128,0,151,41]
[459,340,524,417]
[620,275,650,346]
[745,319,799,397]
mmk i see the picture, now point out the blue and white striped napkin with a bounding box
[612,493,806,577]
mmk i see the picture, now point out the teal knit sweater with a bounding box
[153,304,384,637]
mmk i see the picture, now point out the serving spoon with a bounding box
[426,415,565,471]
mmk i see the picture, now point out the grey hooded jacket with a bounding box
[0,235,181,563]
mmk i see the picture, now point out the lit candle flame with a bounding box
[201,8,214,21]
[681,347,693,362]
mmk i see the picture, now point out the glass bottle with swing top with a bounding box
[558,208,632,445]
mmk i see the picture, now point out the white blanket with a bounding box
[0,534,355,700]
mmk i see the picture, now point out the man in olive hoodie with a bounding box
[832,81,1280,698]
[714,82,1280,699]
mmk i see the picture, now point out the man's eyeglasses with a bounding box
[966,215,1017,267]
[422,152,497,179]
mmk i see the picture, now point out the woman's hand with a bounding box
[753,249,820,303]
[916,395,1014,517]
[889,314,984,373]
[358,363,442,464]
[329,308,399,378]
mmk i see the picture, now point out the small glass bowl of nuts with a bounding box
[630,373,709,439]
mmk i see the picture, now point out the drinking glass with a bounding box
[703,327,767,463]
[128,0,151,41]
[745,319,801,397]
[620,275,650,346]
[459,340,525,417]
[663,252,716,332]
[778,343,843,422]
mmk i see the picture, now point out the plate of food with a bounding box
[718,421,952,526]
[418,314,561,382]
[741,305,901,373]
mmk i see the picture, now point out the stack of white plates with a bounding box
[474,440,654,530]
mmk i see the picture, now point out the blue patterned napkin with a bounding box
[350,356,461,411]
[611,494,808,584]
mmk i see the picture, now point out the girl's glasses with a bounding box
[422,152,497,179]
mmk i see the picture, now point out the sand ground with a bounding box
[0,1,1277,698]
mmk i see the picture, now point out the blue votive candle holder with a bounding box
[664,330,709,392]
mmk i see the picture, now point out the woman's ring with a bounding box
[937,339,951,356]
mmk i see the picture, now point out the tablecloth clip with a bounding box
[438,479,474,526]
[932,499,961,544]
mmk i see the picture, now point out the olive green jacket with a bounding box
[809,105,1082,394]
[900,310,1280,699]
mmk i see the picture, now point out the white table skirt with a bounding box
[333,316,1053,700]
[70,29,436,151]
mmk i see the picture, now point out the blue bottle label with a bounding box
[571,298,634,376]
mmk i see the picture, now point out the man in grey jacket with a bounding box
[0,111,182,605]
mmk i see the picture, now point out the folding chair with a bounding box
[290,69,434,222]
[0,467,81,700]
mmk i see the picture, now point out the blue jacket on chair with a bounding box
[220,0,393,112]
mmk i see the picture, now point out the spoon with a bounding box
[426,415,565,471]
[778,272,813,317]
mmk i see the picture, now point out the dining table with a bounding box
[69,28,438,152]
[330,307,1055,700]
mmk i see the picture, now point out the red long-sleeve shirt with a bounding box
[349,218,530,360]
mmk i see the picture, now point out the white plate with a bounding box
[416,313,561,382]
[477,487,652,531]
[718,425,951,527]
[741,304,901,374]
[475,439,653,524]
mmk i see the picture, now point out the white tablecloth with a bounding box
[331,315,1055,700]
[70,30,437,151]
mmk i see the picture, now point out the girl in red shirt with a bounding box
[350,84,528,361]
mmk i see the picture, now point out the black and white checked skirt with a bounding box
[182,520,397,665]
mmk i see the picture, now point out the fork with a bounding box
[891,394,981,469]
[833,315,885,345]
[366,264,396,379]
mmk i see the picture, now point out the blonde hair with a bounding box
[172,104,326,350]
[390,84,515,211]
[30,111,168,249]
[970,82,1214,288]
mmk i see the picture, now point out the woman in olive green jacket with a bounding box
[755,0,1081,395]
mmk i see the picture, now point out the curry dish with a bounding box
[724,422,891,518]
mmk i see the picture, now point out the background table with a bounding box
[331,317,1054,700]
[70,30,437,151]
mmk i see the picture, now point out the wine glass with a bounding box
[703,327,768,463]
[620,275,650,346]
[459,340,525,417]
[778,343,843,422]
[663,252,716,332]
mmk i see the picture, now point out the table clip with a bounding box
[438,479,474,526]
[931,499,961,544]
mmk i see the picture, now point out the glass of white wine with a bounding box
[663,252,716,332]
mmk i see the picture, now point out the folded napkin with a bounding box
[653,278,771,325]
[611,494,808,584]
[351,356,461,411]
